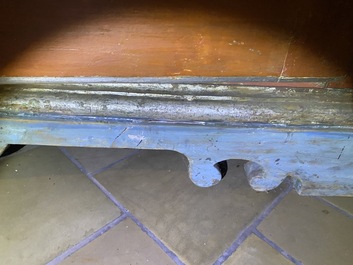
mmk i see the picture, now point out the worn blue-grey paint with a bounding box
[1,118,352,196]
[0,79,352,196]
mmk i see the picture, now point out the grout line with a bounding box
[59,147,139,177]
[88,172,129,211]
[60,147,130,213]
[127,213,185,265]
[253,229,303,265]
[90,150,140,176]
[86,173,185,265]
[213,182,293,265]
[46,214,128,265]
[245,182,293,228]
[315,197,353,220]
[59,147,91,175]
[60,146,184,265]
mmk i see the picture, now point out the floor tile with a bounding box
[64,147,137,175]
[0,147,121,265]
[224,234,292,265]
[323,197,353,216]
[61,218,174,265]
[16,145,39,154]
[258,192,353,265]
[95,150,285,265]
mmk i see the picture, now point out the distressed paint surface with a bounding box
[0,81,352,196]
[0,118,352,196]
[1,82,352,126]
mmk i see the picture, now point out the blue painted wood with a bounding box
[1,80,352,196]
[1,118,352,196]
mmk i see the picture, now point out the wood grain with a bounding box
[0,0,352,87]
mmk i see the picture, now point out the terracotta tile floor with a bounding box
[1,146,353,265]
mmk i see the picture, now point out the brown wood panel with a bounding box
[1,14,291,77]
[0,0,295,77]
[0,0,352,87]
[283,1,353,81]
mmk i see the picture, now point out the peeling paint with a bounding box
[128,134,146,141]
[1,81,353,195]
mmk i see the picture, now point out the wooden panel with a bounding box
[1,82,353,193]
[0,0,294,77]
[283,1,353,80]
[0,0,352,87]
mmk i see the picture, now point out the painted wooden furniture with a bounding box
[0,0,352,195]
[1,78,352,196]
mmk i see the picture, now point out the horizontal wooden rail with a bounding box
[1,79,352,196]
